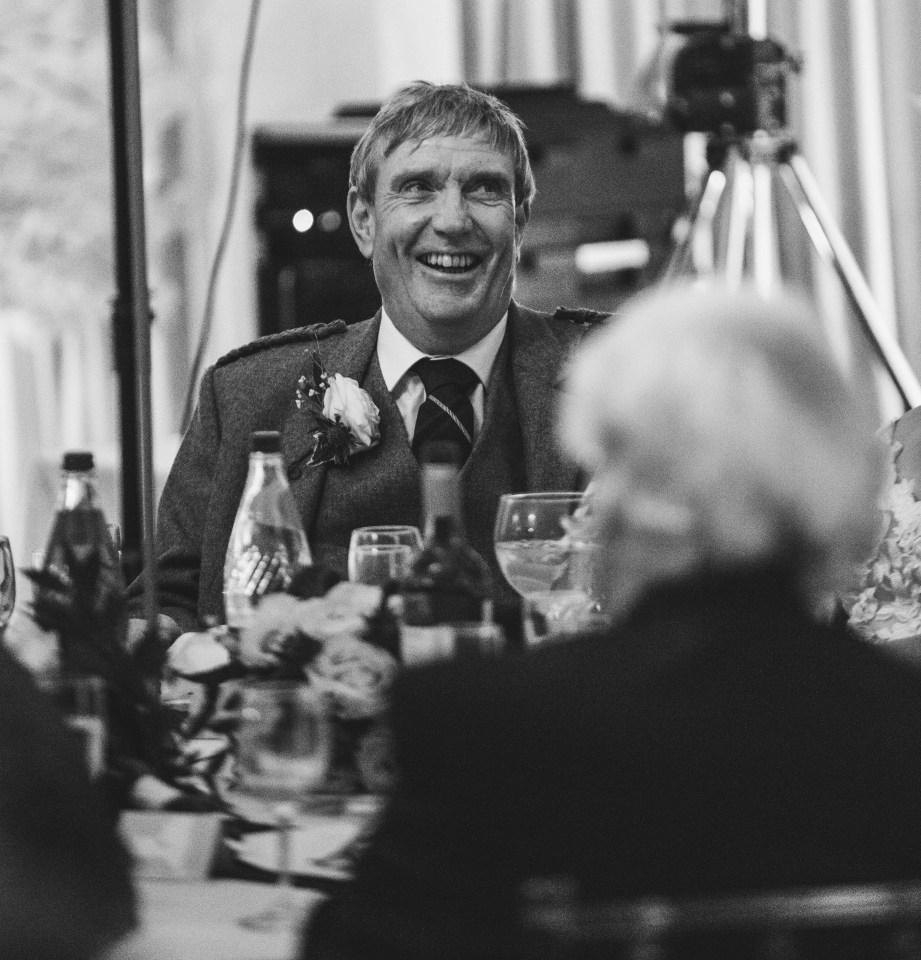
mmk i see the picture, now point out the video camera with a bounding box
[657,2,799,137]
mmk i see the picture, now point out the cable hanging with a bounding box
[181,0,262,432]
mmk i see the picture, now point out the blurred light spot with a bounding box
[317,209,343,232]
[575,239,650,275]
[292,209,314,233]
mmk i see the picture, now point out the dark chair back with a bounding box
[520,878,921,960]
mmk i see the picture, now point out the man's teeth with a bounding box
[421,253,476,270]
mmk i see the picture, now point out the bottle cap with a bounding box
[62,451,94,472]
[250,430,281,454]
[418,441,461,466]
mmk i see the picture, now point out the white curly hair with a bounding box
[560,282,887,614]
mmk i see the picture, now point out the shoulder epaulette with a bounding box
[553,306,611,326]
[215,320,348,368]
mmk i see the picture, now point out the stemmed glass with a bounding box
[493,493,601,644]
[0,536,15,634]
[348,525,423,586]
[227,680,333,930]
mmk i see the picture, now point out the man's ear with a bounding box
[347,187,375,259]
[513,202,529,261]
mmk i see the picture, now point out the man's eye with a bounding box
[469,181,508,200]
[401,179,431,194]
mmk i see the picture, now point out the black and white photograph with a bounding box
[2,1,921,957]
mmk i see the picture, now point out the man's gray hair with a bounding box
[349,80,536,216]
[561,282,887,606]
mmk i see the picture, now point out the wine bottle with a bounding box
[35,450,126,679]
[223,430,312,631]
[399,442,492,665]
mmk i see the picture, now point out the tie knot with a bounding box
[412,357,479,394]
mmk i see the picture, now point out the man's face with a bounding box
[348,134,528,355]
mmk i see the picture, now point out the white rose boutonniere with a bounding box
[322,374,380,451]
[296,348,380,466]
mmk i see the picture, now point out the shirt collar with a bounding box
[377,308,508,391]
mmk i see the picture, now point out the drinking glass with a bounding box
[494,492,601,644]
[348,525,422,586]
[445,621,506,658]
[521,590,606,647]
[228,680,333,930]
[0,536,14,633]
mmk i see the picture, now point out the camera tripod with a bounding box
[652,0,921,411]
[661,129,921,411]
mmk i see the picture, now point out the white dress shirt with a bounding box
[376,309,508,442]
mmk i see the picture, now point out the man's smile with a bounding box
[418,252,482,274]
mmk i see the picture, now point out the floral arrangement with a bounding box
[168,579,401,794]
[296,348,380,467]
[847,420,921,644]
[16,560,215,810]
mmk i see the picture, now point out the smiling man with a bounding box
[349,131,525,355]
[132,81,604,638]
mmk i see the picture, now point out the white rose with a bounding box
[168,627,233,677]
[238,593,303,668]
[308,636,398,719]
[294,583,383,643]
[323,581,385,618]
[322,374,381,451]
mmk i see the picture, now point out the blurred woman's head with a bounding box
[561,282,887,614]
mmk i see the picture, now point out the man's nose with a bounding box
[431,186,470,232]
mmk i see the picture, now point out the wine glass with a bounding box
[494,493,601,644]
[348,525,423,586]
[228,680,333,930]
[0,536,15,634]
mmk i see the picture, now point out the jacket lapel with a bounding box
[279,303,580,544]
[280,313,382,536]
[509,302,581,491]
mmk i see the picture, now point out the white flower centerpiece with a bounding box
[847,408,921,653]
[168,576,401,796]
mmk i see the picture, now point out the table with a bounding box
[116,879,326,960]
[112,786,374,958]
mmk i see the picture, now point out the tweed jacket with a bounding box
[304,565,921,960]
[137,301,599,633]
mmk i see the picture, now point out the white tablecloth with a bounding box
[115,879,325,960]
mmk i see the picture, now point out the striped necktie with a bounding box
[411,357,480,463]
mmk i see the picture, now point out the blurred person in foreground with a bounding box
[0,642,136,959]
[302,283,921,960]
[128,80,600,642]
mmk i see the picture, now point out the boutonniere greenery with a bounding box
[296,347,380,467]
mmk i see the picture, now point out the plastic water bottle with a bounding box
[223,431,312,631]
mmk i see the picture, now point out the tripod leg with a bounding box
[752,160,780,296]
[690,168,727,277]
[777,153,921,409]
[661,167,727,284]
[724,151,753,288]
